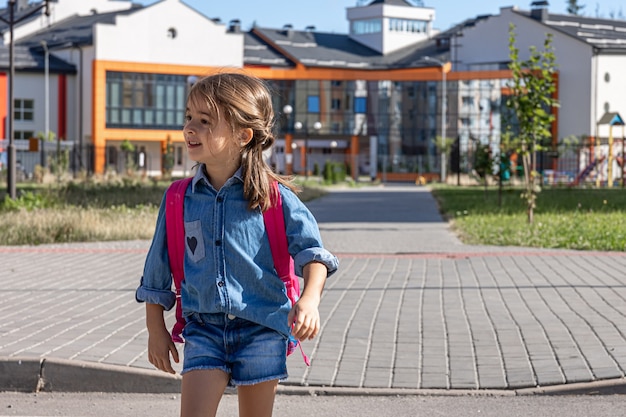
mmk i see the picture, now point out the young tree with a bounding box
[567,0,585,15]
[506,24,559,224]
[473,142,494,197]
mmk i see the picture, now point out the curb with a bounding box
[0,357,180,393]
[2,357,626,396]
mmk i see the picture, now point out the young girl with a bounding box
[135,72,338,417]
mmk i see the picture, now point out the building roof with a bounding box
[515,9,626,53]
[17,7,141,49]
[244,30,293,68]
[0,44,76,73]
[248,26,446,71]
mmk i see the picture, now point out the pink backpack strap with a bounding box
[165,177,192,343]
[263,181,310,365]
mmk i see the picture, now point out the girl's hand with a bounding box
[289,294,321,341]
[146,303,179,374]
[289,261,327,341]
[148,326,179,374]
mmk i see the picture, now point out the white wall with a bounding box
[94,0,244,67]
[595,54,626,139]
[12,73,58,137]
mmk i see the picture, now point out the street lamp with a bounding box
[294,120,321,179]
[0,0,51,199]
[282,104,294,174]
[41,40,49,169]
[423,56,448,183]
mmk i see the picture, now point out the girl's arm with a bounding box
[146,303,179,374]
[289,261,327,341]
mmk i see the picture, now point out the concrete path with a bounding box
[2,184,626,394]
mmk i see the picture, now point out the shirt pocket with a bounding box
[185,220,205,263]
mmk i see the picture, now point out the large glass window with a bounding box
[351,18,382,34]
[106,72,187,129]
[389,18,427,33]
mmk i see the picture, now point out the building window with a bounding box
[389,18,426,33]
[354,97,367,114]
[351,18,382,34]
[14,130,34,140]
[331,98,342,110]
[106,72,187,129]
[307,96,320,113]
[14,99,34,121]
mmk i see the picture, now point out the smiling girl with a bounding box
[135,72,338,417]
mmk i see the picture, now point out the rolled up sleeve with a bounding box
[135,284,176,310]
[293,246,339,277]
[135,192,176,310]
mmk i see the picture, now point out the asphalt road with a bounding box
[1,391,625,417]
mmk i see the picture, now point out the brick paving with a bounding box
[2,185,626,391]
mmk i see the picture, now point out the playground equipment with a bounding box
[573,112,625,187]
[595,112,625,187]
[572,154,606,186]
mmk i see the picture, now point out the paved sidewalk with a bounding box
[2,184,626,394]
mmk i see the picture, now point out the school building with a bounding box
[0,0,625,183]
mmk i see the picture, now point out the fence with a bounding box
[2,140,624,187]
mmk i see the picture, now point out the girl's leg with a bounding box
[237,379,279,417]
[180,369,230,417]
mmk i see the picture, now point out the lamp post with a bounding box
[294,120,321,179]
[282,104,294,175]
[423,56,448,183]
[41,40,49,169]
[0,0,51,199]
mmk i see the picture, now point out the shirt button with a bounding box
[217,281,225,287]
[216,196,223,203]
[215,240,222,246]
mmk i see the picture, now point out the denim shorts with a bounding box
[181,312,288,386]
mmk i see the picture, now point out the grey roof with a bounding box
[515,9,626,53]
[251,27,382,69]
[248,26,445,71]
[0,3,143,73]
[0,44,75,73]
[17,6,142,49]
[244,31,293,68]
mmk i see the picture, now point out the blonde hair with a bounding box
[187,72,298,211]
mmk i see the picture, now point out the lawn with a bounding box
[431,186,626,251]
[0,178,327,246]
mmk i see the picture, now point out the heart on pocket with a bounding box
[187,236,198,255]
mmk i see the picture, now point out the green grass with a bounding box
[431,186,626,251]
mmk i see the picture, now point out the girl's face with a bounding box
[183,98,243,168]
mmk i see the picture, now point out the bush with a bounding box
[323,161,347,184]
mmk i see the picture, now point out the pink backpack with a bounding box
[165,178,310,365]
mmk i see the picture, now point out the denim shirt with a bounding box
[135,166,339,338]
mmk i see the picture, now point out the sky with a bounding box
[0,1,623,32]
[128,0,626,33]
